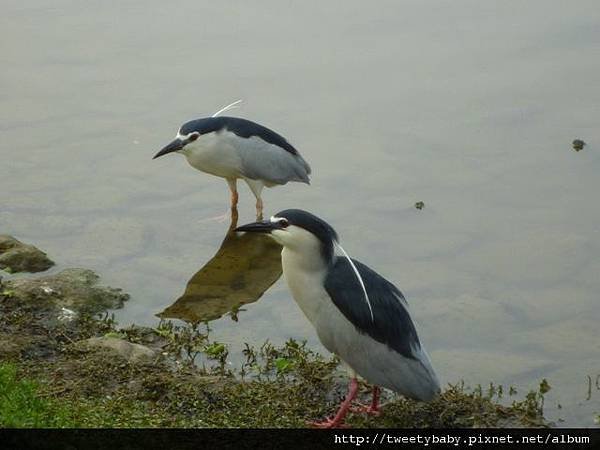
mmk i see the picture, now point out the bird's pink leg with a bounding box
[227,179,239,209]
[244,179,264,220]
[371,385,381,413]
[255,197,264,220]
[350,385,381,416]
[309,378,359,428]
[229,207,239,228]
[231,193,239,209]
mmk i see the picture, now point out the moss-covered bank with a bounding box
[0,268,552,428]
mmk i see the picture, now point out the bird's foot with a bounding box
[308,377,357,428]
[350,403,381,416]
[307,417,349,429]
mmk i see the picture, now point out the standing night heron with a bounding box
[235,209,440,428]
[153,101,311,218]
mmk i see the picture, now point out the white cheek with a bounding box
[270,229,287,245]
[180,140,201,154]
[272,226,321,252]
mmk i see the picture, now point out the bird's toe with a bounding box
[349,403,381,416]
[307,418,349,429]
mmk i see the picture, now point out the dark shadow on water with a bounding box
[157,211,282,324]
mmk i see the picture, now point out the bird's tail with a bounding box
[411,345,441,401]
[295,153,312,181]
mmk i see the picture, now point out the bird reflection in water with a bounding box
[157,211,282,324]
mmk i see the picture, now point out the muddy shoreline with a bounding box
[0,236,549,428]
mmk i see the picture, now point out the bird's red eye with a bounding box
[188,133,199,142]
[279,218,289,228]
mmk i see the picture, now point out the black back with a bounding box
[324,257,421,360]
[180,116,298,155]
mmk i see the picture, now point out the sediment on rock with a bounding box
[0,235,54,273]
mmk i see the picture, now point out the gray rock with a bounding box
[0,235,54,273]
[79,336,156,363]
[4,268,129,315]
[0,332,34,359]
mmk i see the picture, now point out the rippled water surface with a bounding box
[2,0,600,426]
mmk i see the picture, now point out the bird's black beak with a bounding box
[153,139,184,159]
[235,220,281,233]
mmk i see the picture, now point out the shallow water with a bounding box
[2,0,600,426]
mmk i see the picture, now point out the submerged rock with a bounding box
[0,332,36,359]
[0,235,54,273]
[77,336,156,364]
[3,268,129,315]
[158,228,282,324]
[572,139,586,151]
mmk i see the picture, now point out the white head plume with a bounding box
[212,99,243,117]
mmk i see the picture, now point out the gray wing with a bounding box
[324,257,421,360]
[235,135,311,186]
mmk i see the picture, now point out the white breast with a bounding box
[181,131,243,178]
[281,248,330,328]
[281,247,362,358]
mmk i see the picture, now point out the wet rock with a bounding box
[572,139,586,151]
[3,268,129,315]
[119,325,170,352]
[158,230,282,324]
[0,332,35,359]
[77,336,156,364]
[0,235,54,273]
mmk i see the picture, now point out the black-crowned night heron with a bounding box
[153,103,311,218]
[235,209,440,428]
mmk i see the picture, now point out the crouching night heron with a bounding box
[153,101,311,217]
[235,209,440,428]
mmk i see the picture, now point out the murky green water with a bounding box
[2,0,599,426]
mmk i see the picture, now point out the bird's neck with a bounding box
[281,246,330,323]
[281,245,329,275]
